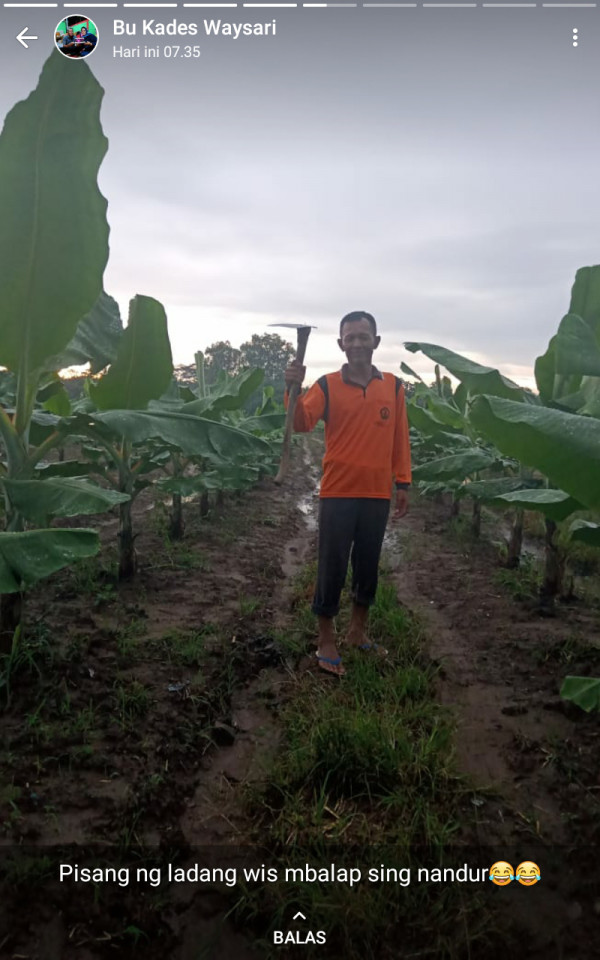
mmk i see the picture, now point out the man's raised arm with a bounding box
[283,361,326,432]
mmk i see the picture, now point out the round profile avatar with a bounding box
[489,861,514,886]
[55,16,98,59]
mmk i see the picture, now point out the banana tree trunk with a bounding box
[506,508,524,569]
[0,593,22,655]
[216,489,225,509]
[200,490,209,518]
[118,498,136,580]
[168,452,185,540]
[169,492,185,540]
[450,494,460,518]
[540,518,564,610]
[0,479,25,651]
[471,499,481,538]
[118,445,136,579]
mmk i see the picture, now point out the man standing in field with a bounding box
[284,311,411,676]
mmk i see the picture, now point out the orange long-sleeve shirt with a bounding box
[284,364,412,498]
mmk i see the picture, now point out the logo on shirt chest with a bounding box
[379,406,391,421]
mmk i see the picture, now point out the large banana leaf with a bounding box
[491,488,583,522]
[535,266,600,402]
[553,314,600,378]
[425,393,465,430]
[412,383,465,430]
[560,676,600,713]
[2,478,129,523]
[412,449,495,483]
[90,296,172,410]
[0,529,99,592]
[469,395,600,509]
[0,53,108,373]
[407,403,458,437]
[239,413,286,433]
[89,410,271,462]
[158,464,261,495]
[404,343,526,402]
[27,410,63,448]
[182,368,264,416]
[37,374,71,417]
[570,380,600,419]
[457,477,529,500]
[400,362,424,382]
[569,264,600,328]
[536,313,600,417]
[568,519,600,547]
[412,431,473,456]
[157,475,223,496]
[49,291,123,374]
[42,386,71,417]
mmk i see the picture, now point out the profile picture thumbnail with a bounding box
[55,15,98,59]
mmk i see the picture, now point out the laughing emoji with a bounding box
[489,861,514,886]
[516,861,540,886]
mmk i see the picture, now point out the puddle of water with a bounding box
[297,443,320,532]
[297,492,318,532]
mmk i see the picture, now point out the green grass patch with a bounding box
[0,622,54,708]
[150,539,211,572]
[493,553,541,601]
[235,566,491,958]
[149,625,218,667]
[113,679,150,729]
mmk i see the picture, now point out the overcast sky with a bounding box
[2,7,599,386]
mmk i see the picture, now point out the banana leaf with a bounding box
[413,449,495,483]
[2,478,129,523]
[491,488,583,522]
[0,53,108,373]
[404,342,526,401]
[568,519,600,547]
[88,410,271,462]
[90,295,172,410]
[469,395,600,510]
[49,291,123,374]
[560,676,600,713]
[0,529,99,592]
[182,368,264,416]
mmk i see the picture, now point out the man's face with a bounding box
[338,318,380,364]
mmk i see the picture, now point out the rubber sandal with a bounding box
[316,654,346,676]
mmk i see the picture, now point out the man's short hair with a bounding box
[340,311,377,337]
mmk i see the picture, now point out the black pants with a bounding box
[312,498,390,618]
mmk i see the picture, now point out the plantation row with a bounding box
[401,264,600,712]
[0,55,286,653]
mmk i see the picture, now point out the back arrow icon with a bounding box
[17,27,38,48]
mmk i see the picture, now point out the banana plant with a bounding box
[156,367,284,539]
[70,298,275,577]
[403,364,506,535]
[407,271,600,705]
[0,53,114,649]
[404,341,587,600]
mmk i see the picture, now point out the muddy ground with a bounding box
[1,438,599,959]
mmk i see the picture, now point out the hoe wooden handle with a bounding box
[275,326,312,485]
